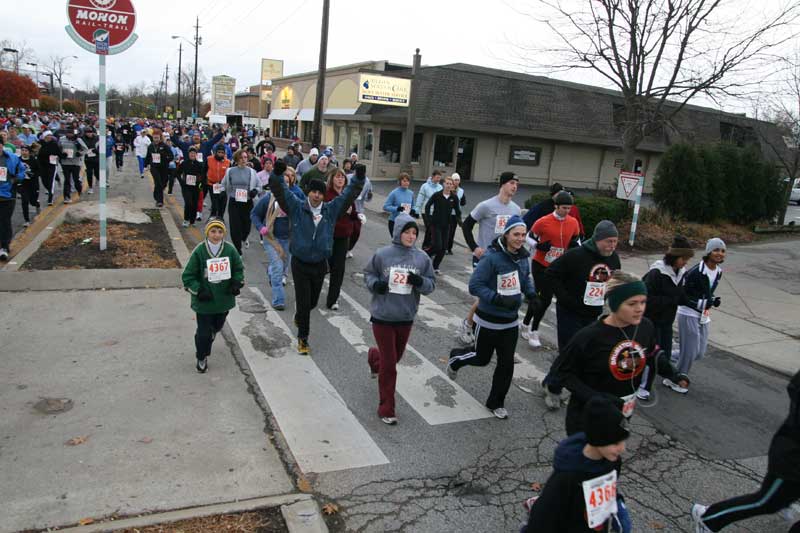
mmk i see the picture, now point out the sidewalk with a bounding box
[0,158,295,532]
[364,185,800,377]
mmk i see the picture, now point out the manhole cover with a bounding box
[34,398,74,414]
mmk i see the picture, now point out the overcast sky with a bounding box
[10,0,796,114]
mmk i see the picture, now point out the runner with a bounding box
[144,128,173,208]
[36,130,59,206]
[554,271,688,435]
[181,218,245,374]
[221,149,260,255]
[58,129,84,204]
[81,127,99,195]
[133,129,151,179]
[666,238,725,394]
[638,236,695,400]
[298,152,331,192]
[413,169,442,250]
[113,134,126,172]
[0,145,26,260]
[346,168,372,258]
[251,166,305,310]
[447,215,535,419]
[520,190,581,348]
[324,167,359,310]
[18,145,41,227]
[283,144,301,169]
[166,136,182,195]
[268,160,365,354]
[364,212,436,425]
[382,172,414,238]
[692,369,800,532]
[524,182,586,238]
[521,396,632,533]
[541,220,622,410]
[446,173,467,255]
[295,147,319,181]
[178,148,205,227]
[206,145,231,219]
[457,171,521,345]
[423,174,461,274]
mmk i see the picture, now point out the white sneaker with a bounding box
[636,388,651,401]
[381,416,397,425]
[691,504,711,532]
[491,407,509,419]
[244,240,250,249]
[196,212,202,221]
[456,318,475,346]
[779,502,800,523]
[182,220,189,228]
[542,380,561,410]
[0,248,8,261]
[346,251,354,258]
[88,188,94,194]
[663,378,688,394]
[446,363,458,381]
[528,330,542,349]
[282,275,287,286]
[434,269,442,275]
[520,324,531,340]
[330,301,339,311]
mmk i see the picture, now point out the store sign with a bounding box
[66,0,138,55]
[279,86,293,109]
[508,145,541,166]
[261,58,284,84]
[358,74,410,107]
[211,75,236,115]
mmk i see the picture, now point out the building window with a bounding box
[275,120,296,139]
[379,129,402,163]
[349,127,360,156]
[433,135,455,167]
[335,124,347,154]
[301,121,313,143]
[362,128,373,161]
[508,145,541,166]
[411,132,423,163]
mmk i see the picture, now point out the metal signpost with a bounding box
[616,171,644,246]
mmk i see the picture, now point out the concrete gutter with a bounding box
[0,268,182,291]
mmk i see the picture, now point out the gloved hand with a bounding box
[373,280,389,294]
[273,159,287,176]
[600,392,625,411]
[248,189,257,199]
[396,204,405,213]
[197,288,213,302]
[535,241,553,252]
[409,210,419,219]
[492,293,518,310]
[259,226,269,237]
[229,279,243,296]
[354,163,367,179]
[357,213,366,224]
[407,272,423,287]
[712,296,721,308]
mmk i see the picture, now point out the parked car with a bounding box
[791,184,800,204]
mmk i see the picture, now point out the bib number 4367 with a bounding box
[582,470,618,528]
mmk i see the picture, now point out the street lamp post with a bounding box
[26,62,38,87]
[176,42,182,120]
[2,48,19,73]
[56,56,79,113]
[172,21,201,122]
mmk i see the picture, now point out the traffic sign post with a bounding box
[616,171,645,247]
[66,0,137,251]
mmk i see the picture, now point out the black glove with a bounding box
[712,296,721,308]
[492,294,518,310]
[599,393,625,411]
[407,272,424,288]
[354,163,367,179]
[197,288,213,302]
[535,241,553,252]
[229,279,243,296]
[409,210,419,219]
[396,204,405,213]
[248,189,257,199]
[273,159,287,176]
[373,280,389,294]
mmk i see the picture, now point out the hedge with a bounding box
[525,193,630,235]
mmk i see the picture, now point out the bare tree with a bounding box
[43,55,75,112]
[0,39,36,72]
[519,0,800,170]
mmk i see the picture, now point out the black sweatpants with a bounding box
[114,151,124,169]
[326,236,349,308]
[348,219,362,251]
[422,215,433,250]
[85,160,99,188]
[62,165,82,199]
[181,183,199,223]
[19,178,40,222]
[195,311,228,360]
[167,167,178,194]
[291,256,327,341]
[210,191,227,219]
[150,166,166,204]
[41,165,57,204]
[426,223,450,269]
[523,261,552,331]
[447,214,459,252]
[227,198,253,255]
[387,220,395,238]
[543,305,597,395]
[701,471,800,531]
[448,322,518,409]
[0,199,14,250]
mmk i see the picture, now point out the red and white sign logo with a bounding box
[66,0,138,55]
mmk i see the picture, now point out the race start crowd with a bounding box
[1,109,797,533]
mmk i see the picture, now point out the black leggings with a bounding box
[195,312,227,360]
[19,179,39,222]
[448,323,518,409]
[292,256,327,341]
[85,160,99,188]
[388,220,395,238]
[181,183,199,223]
[426,223,450,270]
[62,165,82,199]
[701,471,800,531]
[523,261,553,330]
[227,199,253,254]
[0,199,14,250]
[326,236,349,308]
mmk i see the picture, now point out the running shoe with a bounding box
[434,269,441,275]
[528,330,542,349]
[522,495,539,513]
[636,388,651,401]
[244,240,249,249]
[663,378,688,394]
[196,357,208,373]
[779,502,800,523]
[0,248,8,261]
[182,221,189,228]
[691,504,711,532]
[330,301,339,311]
[282,276,287,286]
[272,303,285,311]
[140,174,144,179]
[23,222,30,228]
[63,198,71,204]
[88,188,94,195]
[346,251,354,258]
[520,324,531,340]
[456,318,475,346]
[48,201,54,206]
[381,416,398,425]
[446,362,458,381]
[196,212,202,221]
[491,407,509,419]
[156,202,163,208]
[297,338,310,355]
[542,380,561,410]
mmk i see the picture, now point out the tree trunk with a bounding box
[777,173,797,225]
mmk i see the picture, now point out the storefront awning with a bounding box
[324,108,358,115]
[297,108,314,122]
[267,108,298,121]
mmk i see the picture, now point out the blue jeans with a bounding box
[137,155,145,175]
[263,237,290,306]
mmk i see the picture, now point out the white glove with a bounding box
[357,213,366,224]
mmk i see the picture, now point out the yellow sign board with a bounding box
[358,74,410,107]
[261,59,284,84]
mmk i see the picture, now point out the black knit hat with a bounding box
[400,220,419,234]
[553,191,573,206]
[307,179,326,195]
[550,182,564,196]
[667,235,695,258]
[499,171,518,186]
[583,397,630,446]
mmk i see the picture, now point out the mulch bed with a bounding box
[113,507,287,533]
[22,209,179,270]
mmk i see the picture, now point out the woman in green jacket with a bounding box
[181,218,245,373]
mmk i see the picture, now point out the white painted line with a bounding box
[335,288,494,424]
[228,287,389,474]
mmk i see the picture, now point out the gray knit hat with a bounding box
[593,220,619,241]
[705,237,726,255]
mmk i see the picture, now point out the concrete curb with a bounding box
[2,208,67,272]
[0,268,183,291]
[282,499,329,533]
[159,203,191,267]
[53,493,313,533]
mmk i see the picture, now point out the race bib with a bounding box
[186,174,197,186]
[401,203,411,213]
[65,149,74,158]
[582,470,618,528]
[544,246,564,264]
[496,270,520,296]
[87,150,95,157]
[621,392,637,418]
[196,153,203,162]
[49,155,58,165]
[389,266,412,295]
[213,183,224,194]
[151,153,161,164]
[494,214,510,234]
[206,257,231,283]
[313,213,323,226]
[583,281,606,306]
[235,188,248,203]
[116,145,123,151]
[0,167,7,182]
[701,309,711,325]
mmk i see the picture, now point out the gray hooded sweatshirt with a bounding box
[364,213,436,323]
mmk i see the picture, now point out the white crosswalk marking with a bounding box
[227,287,389,474]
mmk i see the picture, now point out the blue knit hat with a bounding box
[502,215,526,235]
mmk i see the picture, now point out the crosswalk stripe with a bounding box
[227,287,389,474]
[334,288,494,424]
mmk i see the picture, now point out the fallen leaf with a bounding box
[102,340,119,347]
[649,521,665,530]
[530,482,542,491]
[321,503,339,515]
[66,435,89,446]
[296,476,313,493]
[78,517,95,525]
[138,437,153,444]
[438,357,448,364]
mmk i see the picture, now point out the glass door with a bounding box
[456,137,474,180]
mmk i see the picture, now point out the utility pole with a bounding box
[176,42,182,120]
[164,63,169,117]
[311,0,330,147]
[193,16,200,121]
[400,48,421,172]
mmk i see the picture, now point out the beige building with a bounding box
[269,61,783,192]
[234,84,271,127]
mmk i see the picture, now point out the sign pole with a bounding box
[98,53,107,250]
[628,175,645,247]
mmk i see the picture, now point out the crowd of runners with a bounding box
[1,107,798,532]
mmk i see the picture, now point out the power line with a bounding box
[203,0,269,52]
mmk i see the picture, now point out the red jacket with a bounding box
[324,187,358,238]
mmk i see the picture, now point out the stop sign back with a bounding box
[65,0,138,55]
